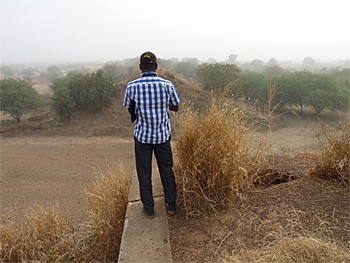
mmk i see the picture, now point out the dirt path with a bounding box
[0,136,134,222]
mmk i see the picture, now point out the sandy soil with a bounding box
[0,136,135,222]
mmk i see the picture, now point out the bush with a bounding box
[308,120,349,187]
[174,89,267,217]
[174,61,198,79]
[196,63,241,93]
[51,70,117,117]
[68,69,116,111]
[51,87,75,119]
[40,65,63,81]
[102,61,120,81]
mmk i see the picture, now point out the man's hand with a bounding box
[169,104,179,112]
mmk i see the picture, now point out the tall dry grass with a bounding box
[0,205,71,262]
[77,165,130,262]
[308,119,349,187]
[0,164,130,262]
[174,87,268,217]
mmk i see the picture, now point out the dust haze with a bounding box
[1,0,349,65]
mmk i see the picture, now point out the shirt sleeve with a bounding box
[169,84,181,106]
[123,86,131,108]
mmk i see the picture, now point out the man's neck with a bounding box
[142,69,156,73]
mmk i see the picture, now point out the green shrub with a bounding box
[51,87,75,119]
[68,69,116,111]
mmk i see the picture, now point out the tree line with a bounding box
[0,61,349,122]
[195,63,349,114]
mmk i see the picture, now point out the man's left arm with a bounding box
[169,84,181,112]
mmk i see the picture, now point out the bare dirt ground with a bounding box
[0,136,135,223]
[0,78,349,261]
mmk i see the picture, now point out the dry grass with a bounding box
[225,231,350,263]
[0,164,130,262]
[308,119,350,187]
[77,165,130,262]
[0,205,71,262]
[223,207,350,263]
[174,87,268,217]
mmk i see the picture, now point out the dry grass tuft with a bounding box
[0,204,71,262]
[225,231,350,263]
[78,165,130,262]
[174,87,268,217]
[308,120,349,187]
[0,164,130,262]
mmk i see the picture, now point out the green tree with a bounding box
[330,67,350,89]
[49,71,80,91]
[196,63,241,93]
[158,58,176,70]
[41,65,63,81]
[102,61,120,81]
[181,57,199,65]
[303,56,316,68]
[249,59,264,72]
[266,58,279,66]
[227,54,238,63]
[20,67,36,77]
[0,66,16,77]
[68,69,116,111]
[51,87,75,118]
[240,70,268,102]
[263,65,284,76]
[0,78,44,122]
[329,68,350,112]
[307,74,340,114]
[174,61,198,78]
[276,71,314,114]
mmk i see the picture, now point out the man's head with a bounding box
[139,51,158,72]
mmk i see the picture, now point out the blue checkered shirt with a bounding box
[123,71,181,144]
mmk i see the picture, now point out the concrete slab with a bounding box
[118,170,172,263]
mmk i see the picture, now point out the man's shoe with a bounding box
[142,207,155,219]
[166,203,176,215]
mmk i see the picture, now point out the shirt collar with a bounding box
[141,71,158,77]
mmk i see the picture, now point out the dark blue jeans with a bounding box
[134,137,177,213]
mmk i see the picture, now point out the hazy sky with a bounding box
[1,0,349,64]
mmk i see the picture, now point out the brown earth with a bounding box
[0,77,349,261]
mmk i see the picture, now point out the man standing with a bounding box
[123,51,181,219]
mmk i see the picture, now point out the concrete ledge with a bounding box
[118,170,172,263]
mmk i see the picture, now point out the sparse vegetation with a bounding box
[224,229,350,263]
[308,119,350,187]
[0,66,17,77]
[1,61,349,263]
[0,165,130,262]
